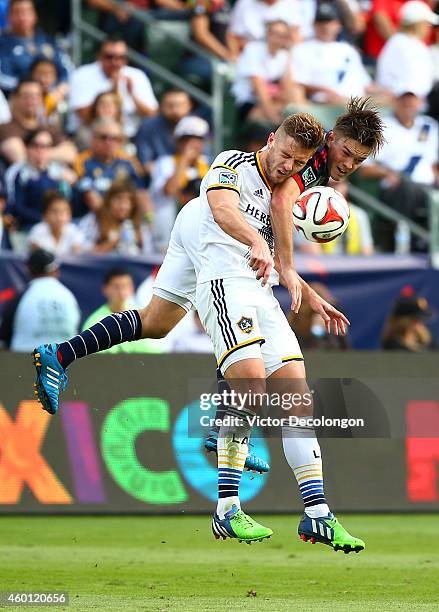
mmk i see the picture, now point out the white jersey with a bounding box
[10,277,80,352]
[373,113,439,186]
[198,149,278,285]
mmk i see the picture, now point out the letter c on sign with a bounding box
[101,398,187,504]
[173,400,269,502]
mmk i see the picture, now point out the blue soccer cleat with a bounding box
[212,504,273,543]
[204,433,270,474]
[298,512,365,554]
[32,343,68,415]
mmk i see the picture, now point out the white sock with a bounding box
[282,425,331,518]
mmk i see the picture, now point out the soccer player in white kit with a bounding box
[192,113,367,549]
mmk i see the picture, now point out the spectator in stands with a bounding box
[30,58,68,126]
[69,37,158,139]
[75,91,123,151]
[228,0,301,55]
[82,266,162,354]
[181,0,235,84]
[359,90,438,251]
[363,0,405,61]
[381,291,437,351]
[27,190,84,256]
[0,0,71,94]
[232,20,298,125]
[289,3,372,104]
[230,0,365,51]
[150,115,209,253]
[287,282,350,349]
[0,248,80,352]
[322,181,375,255]
[74,118,149,218]
[135,88,193,173]
[5,128,75,238]
[0,79,76,166]
[376,1,437,99]
[79,180,153,255]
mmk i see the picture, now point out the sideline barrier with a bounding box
[1,353,438,513]
[1,251,439,349]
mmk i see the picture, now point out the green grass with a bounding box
[0,515,438,611]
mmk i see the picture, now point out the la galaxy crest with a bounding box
[237,316,253,334]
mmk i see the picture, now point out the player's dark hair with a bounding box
[104,267,133,285]
[42,190,71,215]
[279,113,325,150]
[333,97,386,156]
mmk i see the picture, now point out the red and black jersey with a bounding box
[292,143,330,194]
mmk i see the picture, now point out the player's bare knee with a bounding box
[137,306,169,339]
[224,359,267,413]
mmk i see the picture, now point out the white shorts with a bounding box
[196,277,303,377]
[153,201,200,313]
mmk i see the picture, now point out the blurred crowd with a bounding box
[0,0,438,353]
[0,247,436,353]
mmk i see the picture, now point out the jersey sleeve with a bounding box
[205,151,243,196]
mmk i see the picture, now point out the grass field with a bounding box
[1,515,438,611]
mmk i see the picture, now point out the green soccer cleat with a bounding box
[298,513,365,554]
[212,504,273,543]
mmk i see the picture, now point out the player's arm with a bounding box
[299,276,350,336]
[271,177,302,313]
[277,264,350,336]
[207,188,272,285]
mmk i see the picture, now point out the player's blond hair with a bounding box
[278,113,325,150]
[333,97,386,156]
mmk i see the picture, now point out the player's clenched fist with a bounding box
[249,237,272,286]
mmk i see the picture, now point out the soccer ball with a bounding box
[293,186,350,243]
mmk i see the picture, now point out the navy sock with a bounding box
[209,369,230,436]
[57,310,142,368]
